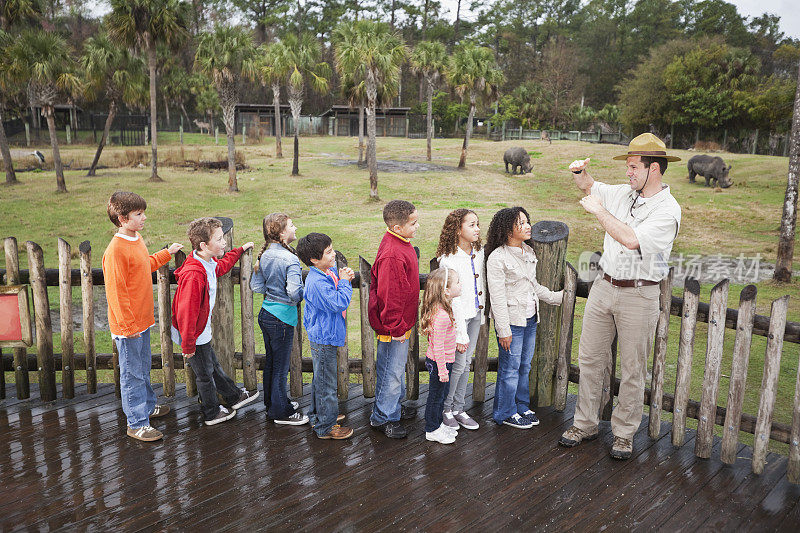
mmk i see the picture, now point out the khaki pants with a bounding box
[573,277,660,440]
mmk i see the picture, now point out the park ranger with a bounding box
[559,133,681,459]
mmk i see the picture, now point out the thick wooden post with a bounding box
[157,260,174,397]
[721,285,757,464]
[5,237,29,398]
[695,279,730,458]
[555,262,577,412]
[336,252,350,401]
[789,348,800,483]
[406,248,421,401]
[648,268,673,438]
[752,296,789,475]
[529,221,568,407]
[79,241,96,394]
[112,339,120,398]
[600,336,617,421]
[672,279,700,447]
[290,303,303,397]
[473,319,490,402]
[211,217,236,379]
[359,256,376,397]
[174,251,196,396]
[26,241,56,401]
[240,247,257,392]
[57,238,75,399]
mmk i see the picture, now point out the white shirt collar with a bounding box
[114,232,140,242]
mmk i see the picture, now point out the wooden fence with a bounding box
[3,223,800,484]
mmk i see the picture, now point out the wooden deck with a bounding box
[1,382,800,531]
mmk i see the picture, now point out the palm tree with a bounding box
[410,41,447,162]
[82,32,147,177]
[7,30,80,193]
[256,41,293,159]
[340,73,367,165]
[281,33,330,176]
[334,20,406,200]
[774,59,800,282]
[0,0,39,31]
[448,44,503,169]
[195,25,257,192]
[107,0,190,182]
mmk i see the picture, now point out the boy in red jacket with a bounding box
[171,217,259,425]
[368,200,420,438]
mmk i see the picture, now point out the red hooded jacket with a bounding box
[171,247,243,354]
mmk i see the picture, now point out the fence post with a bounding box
[648,268,673,438]
[405,248,421,401]
[144,126,148,146]
[359,256,376,397]
[529,221,568,407]
[290,303,303,397]
[695,279,730,458]
[24,122,30,147]
[179,124,183,145]
[66,124,71,145]
[174,250,196,396]
[4,237,29,399]
[215,127,219,145]
[58,238,75,399]
[789,348,800,483]
[555,262,577,412]
[26,241,57,402]
[242,124,246,145]
[157,259,175,397]
[240,247,257,392]
[336,252,350,401]
[79,241,96,394]
[752,129,759,155]
[502,121,506,142]
[211,217,236,380]
[672,279,701,447]
[405,117,410,138]
[600,336,617,421]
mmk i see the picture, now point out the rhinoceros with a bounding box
[503,146,533,174]
[687,154,732,188]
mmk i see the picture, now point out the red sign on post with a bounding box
[0,285,33,348]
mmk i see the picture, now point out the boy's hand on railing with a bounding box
[167,243,183,254]
[241,242,255,251]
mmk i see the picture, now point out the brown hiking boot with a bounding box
[317,425,354,440]
[149,405,170,419]
[610,436,633,459]
[127,425,163,442]
[558,425,599,447]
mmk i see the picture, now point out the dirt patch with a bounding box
[328,159,453,172]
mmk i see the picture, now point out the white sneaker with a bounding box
[439,422,458,437]
[274,411,309,425]
[426,426,456,444]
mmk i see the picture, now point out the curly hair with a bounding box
[484,207,530,263]
[435,208,482,258]
[107,191,146,227]
[420,267,456,336]
[255,213,296,271]
[187,217,223,251]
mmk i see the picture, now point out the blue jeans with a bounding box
[258,308,296,419]
[309,341,339,436]
[425,359,452,432]
[493,315,538,424]
[370,338,409,426]
[115,328,156,429]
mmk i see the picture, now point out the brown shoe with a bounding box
[127,425,163,442]
[558,425,599,447]
[610,436,633,459]
[317,424,354,440]
[150,405,170,419]
[337,413,345,423]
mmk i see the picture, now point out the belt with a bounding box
[602,273,658,288]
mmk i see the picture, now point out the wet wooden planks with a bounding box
[1,384,800,531]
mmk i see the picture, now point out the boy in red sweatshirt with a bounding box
[103,191,183,442]
[171,217,259,425]
[368,200,420,438]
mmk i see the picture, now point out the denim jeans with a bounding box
[493,315,538,424]
[425,359,453,432]
[188,342,241,421]
[370,338,409,426]
[258,308,296,419]
[309,341,339,436]
[444,314,482,413]
[115,328,156,429]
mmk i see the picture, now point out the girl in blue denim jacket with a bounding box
[250,213,307,425]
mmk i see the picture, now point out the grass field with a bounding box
[1,133,798,450]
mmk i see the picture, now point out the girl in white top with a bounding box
[436,209,485,430]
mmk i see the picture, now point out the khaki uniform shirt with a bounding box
[591,181,681,282]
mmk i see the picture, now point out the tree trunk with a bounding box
[458,99,475,169]
[146,38,161,182]
[180,101,190,130]
[426,78,433,161]
[163,94,170,129]
[775,60,800,282]
[223,103,238,192]
[272,82,283,158]
[0,108,17,184]
[366,74,379,200]
[453,0,462,45]
[87,100,116,177]
[422,0,429,39]
[358,103,365,166]
[44,107,66,192]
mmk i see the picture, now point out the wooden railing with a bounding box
[3,224,800,483]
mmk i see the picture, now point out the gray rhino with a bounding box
[687,154,732,188]
[504,146,533,174]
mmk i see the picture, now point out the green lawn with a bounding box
[2,134,798,452]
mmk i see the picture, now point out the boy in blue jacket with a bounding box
[297,233,355,440]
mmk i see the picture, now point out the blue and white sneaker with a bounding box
[503,413,533,429]
[521,410,540,426]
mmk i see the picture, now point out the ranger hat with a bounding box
[612,132,681,162]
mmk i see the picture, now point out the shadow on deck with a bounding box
[1,382,800,531]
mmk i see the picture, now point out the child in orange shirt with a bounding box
[102,191,183,442]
